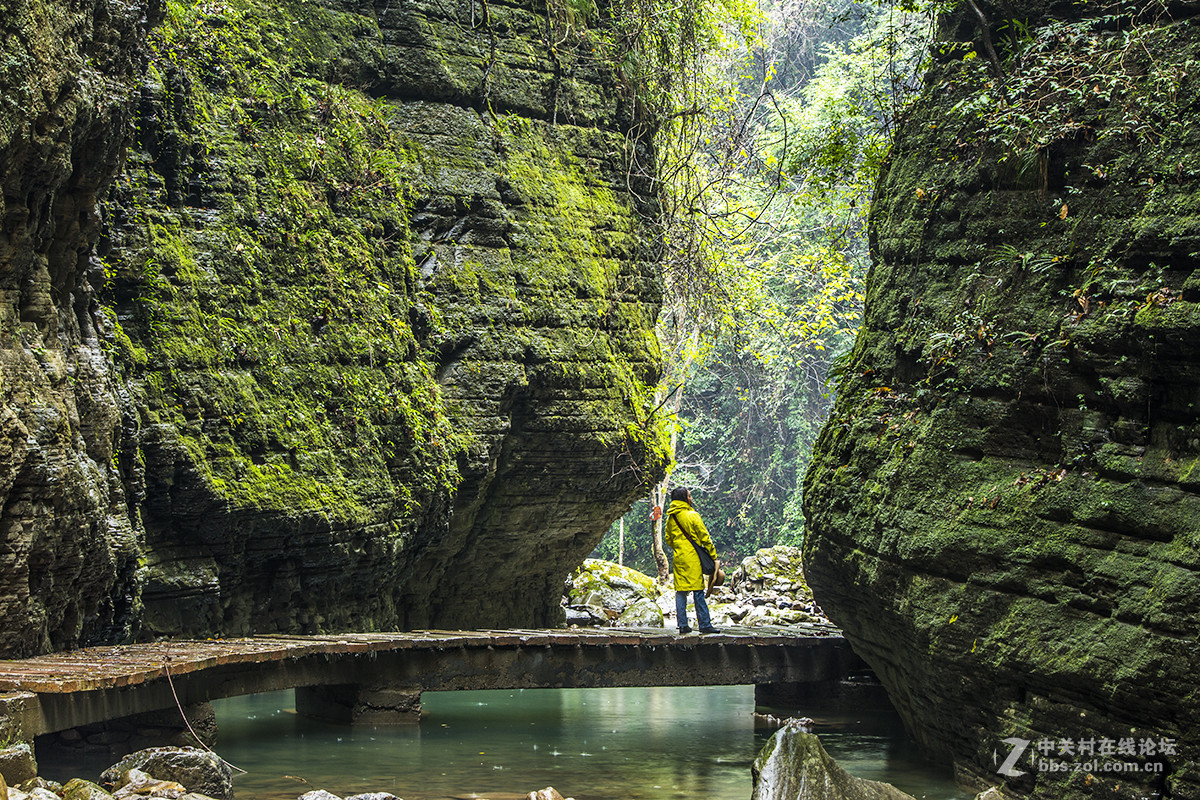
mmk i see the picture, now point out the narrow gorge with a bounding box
[6,0,1200,797]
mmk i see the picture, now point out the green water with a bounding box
[42,686,971,800]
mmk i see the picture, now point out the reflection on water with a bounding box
[40,686,971,800]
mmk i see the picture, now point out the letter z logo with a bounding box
[995,737,1031,777]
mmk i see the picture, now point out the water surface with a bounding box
[40,686,969,800]
[212,687,967,800]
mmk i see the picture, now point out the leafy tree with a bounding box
[592,0,935,571]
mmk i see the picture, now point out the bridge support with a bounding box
[755,675,892,713]
[295,684,422,724]
[755,680,841,707]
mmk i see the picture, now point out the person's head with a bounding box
[669,486,691,505]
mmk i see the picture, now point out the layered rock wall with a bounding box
[0,0,666,654]
[804,2,1200,798]
[0,0,157,653]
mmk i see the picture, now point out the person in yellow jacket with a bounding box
[664,487,720,634]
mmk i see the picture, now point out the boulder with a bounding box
[108,769,186,800]
[565,560,663,626]
[101,749,233,800]
[62,780,115,800]
[0,744,36,785]
[344,794,402,800]
[615,597,664,627]
[752,721,917,800]
[567,560,662,611]
[298,791,343,800]
[526,789,574,800]
[729,547,812,602]
[14,781,58,795]
[563,606,599,626]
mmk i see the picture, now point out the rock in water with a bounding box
[297,791,343,800]
[973,789,1007,800]
[801,1,1200,797]
[751,722,916,800]
[526,789,571,800]
[101,749,233,800]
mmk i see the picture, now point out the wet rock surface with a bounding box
[802,2,1200,798]
[751,721,916,800]
[0,748,224,800]
[100,750,231,800]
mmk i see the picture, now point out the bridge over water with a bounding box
[0,626,860,740]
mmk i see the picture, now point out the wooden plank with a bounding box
[0,627,845,695]
[477,631,524,646]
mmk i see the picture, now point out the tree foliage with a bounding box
[592,0,935,569]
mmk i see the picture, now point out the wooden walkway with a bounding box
[0,625,851,738]
[0,625,841,693]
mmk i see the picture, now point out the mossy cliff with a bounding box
[0,0,667,654]
[803,1,1200,798]
[0,0,156,653]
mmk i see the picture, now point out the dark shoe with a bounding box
[678,626,692,634]
[699,626,721,634]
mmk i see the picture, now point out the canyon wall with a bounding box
[803,2,1200,798]
[0,0,667,655]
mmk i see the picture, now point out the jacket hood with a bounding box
[667,499,692,515]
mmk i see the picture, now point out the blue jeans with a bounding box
[676,590,712,630]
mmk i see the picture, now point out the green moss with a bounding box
[107,0,468,523]
[804,7,1200,796]
[96,0,670,549]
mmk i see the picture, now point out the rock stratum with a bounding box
[803,1,1200,798]
[0,0,667,655]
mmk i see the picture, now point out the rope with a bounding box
[162,651,248,775]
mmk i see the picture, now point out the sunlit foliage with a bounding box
[594,0,935,567]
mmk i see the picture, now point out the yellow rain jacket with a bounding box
[664,499,718,591]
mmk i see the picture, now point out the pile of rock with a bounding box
[0,746,232,800]
[300,788,573,800]
[297,790,402,800]
[563,559,664,627]
[562,547,837,632]
[709,546,830,628]
[13,743,573,800]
